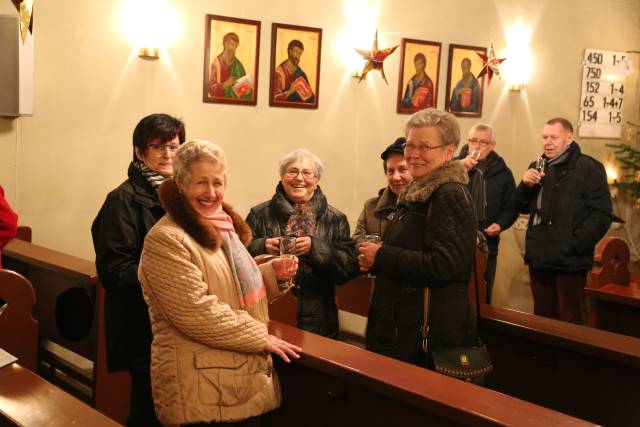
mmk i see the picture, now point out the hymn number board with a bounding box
[578,48,628,138]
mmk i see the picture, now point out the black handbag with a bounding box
[421,262,493,381]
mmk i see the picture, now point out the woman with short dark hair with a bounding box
[91,113,185,427]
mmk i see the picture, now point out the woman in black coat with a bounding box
[91,114,185,427]
[246,149,358,338]
[358,108,479,367]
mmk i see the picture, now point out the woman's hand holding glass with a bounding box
[278,236,297,290]
[265,237,281,255]
[358,236,382,274]
[272,256,298,291]
[294,236,312,256]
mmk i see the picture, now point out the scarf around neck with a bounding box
[134,160,167,190]
[203,206,266,308]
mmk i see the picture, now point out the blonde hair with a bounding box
[173,140,226,183]
[405,108,461,148]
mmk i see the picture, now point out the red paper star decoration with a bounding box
[354,30,399,84]
[476,43,506,87]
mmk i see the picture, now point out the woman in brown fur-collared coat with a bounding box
[358,109,479,368]
[138,140,300,427]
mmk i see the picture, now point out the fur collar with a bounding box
[158,179,252,250]
[400,160,469,204]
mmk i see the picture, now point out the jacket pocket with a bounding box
[195,350,270,407]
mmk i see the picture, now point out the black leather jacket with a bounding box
[91,163,164,372]
[246,183,358,338]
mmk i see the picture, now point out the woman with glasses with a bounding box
[92,113,185,427]
[358,109,480,368]
[246,149,358,338]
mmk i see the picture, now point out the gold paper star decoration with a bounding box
[11,0,34,44]
[476,43,506,87]
[354,30,399,84]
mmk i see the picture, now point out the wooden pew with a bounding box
[0,363,120,426]
[480,304,640,427]
[0,238,131,425]
[586,237,640,338]
[2,238,100,403]
[0,270,38,371]
[264,320,594,427]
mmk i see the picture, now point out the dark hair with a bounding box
[287,39,304,52]
[414,53,426,64]
[132,114,186,161]
[546,117,574,133]
[223,32,239,46]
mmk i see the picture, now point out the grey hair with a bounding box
[404,108,461,148]
[173,140,226,183]
[468,123,496,142]
[278,148,325,180]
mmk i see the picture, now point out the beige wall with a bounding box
[1,0,639,310]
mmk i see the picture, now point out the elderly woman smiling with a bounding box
[246,149,358,338]
[138,140,300,427]
[358,109,480,369]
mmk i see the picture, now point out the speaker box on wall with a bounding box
[0,15,33,117]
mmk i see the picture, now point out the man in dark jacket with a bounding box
[458,124,518,303]
[92,114,185,427]
[515,117,612,324]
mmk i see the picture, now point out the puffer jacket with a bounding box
[246,183,359,338]
[138,180,282,426]
[366,161,479,366]
[515,142,612,271]
[91,162,163,372]
[352,186,398,241]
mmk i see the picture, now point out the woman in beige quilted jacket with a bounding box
[138,140,301,427]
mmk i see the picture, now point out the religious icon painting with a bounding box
[396,38,442,114]
[445,44,487,117]
[269,23,322,109]
[203,15,261,106]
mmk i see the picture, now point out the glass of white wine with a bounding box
[278,235,297,290]
[469,148,481,161]
[360,234,381,278]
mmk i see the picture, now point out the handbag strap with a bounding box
[421,183,483,346]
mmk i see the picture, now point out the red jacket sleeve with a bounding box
[0,186,18,251]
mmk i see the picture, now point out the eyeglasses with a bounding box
[285,168,315,179]
[467,138,492,146]
[402,142,444,153]
[147,143,180,153]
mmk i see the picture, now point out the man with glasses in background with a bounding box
[458,123,517,304]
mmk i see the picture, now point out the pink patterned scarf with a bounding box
[203,206,266,308]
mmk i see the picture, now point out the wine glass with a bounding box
[535,156,546,175]
[360,234,381,278]
[278,235,297,290]
[469,148,481,161]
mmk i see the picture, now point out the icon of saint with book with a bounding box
[402,53,435,110]
[450,57,480,113]
[273,39,315,104]
[208,32,254,99]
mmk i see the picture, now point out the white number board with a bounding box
[578,48,627,139]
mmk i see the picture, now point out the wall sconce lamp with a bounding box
[119,0,180,60]
[504,25,533,91]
